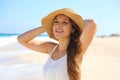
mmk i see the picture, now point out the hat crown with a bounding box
[61,8,74,12]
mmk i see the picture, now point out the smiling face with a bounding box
[52,14,73,40]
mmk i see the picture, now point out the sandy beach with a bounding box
[0,36,120,80]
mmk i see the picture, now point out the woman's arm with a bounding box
[80,19,98,53]
[17,27,55,54]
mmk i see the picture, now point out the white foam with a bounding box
[0,36,18,47]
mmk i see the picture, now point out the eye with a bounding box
[63,21,68,24]
[54,20,59,24]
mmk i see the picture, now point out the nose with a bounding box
[56,23,63,28]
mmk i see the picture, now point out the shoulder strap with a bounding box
[49,45,58,56]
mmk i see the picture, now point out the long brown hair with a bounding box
[67,18,83,80]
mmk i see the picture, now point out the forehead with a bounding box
[54,14,69,20]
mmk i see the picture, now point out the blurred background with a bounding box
[0,0,120,80]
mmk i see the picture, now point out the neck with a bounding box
[58,38,70,53]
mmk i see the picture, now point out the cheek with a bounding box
[52,26,56,34]
[65,26,73,34]
[68,25,73,32]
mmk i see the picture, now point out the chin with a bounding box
[55,35,63,39]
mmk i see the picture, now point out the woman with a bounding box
[17,8,97,80]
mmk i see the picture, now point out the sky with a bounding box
[0,0,120,36]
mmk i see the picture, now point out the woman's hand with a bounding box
[17,27,45,43]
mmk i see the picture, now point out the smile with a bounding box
[56,29,64,33]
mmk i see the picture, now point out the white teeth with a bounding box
[56,29,63,32]
[57,30,62,31]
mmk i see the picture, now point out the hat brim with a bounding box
[42,8,84,40]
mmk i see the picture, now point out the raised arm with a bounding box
[17,27,56,54]
[80,19,97,53]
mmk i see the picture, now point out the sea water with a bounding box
[0,33,56,80]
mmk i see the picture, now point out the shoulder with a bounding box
[46,41,58,54]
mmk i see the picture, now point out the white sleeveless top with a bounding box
[42,45,69,80]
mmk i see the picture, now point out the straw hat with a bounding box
[41,8,84,40]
